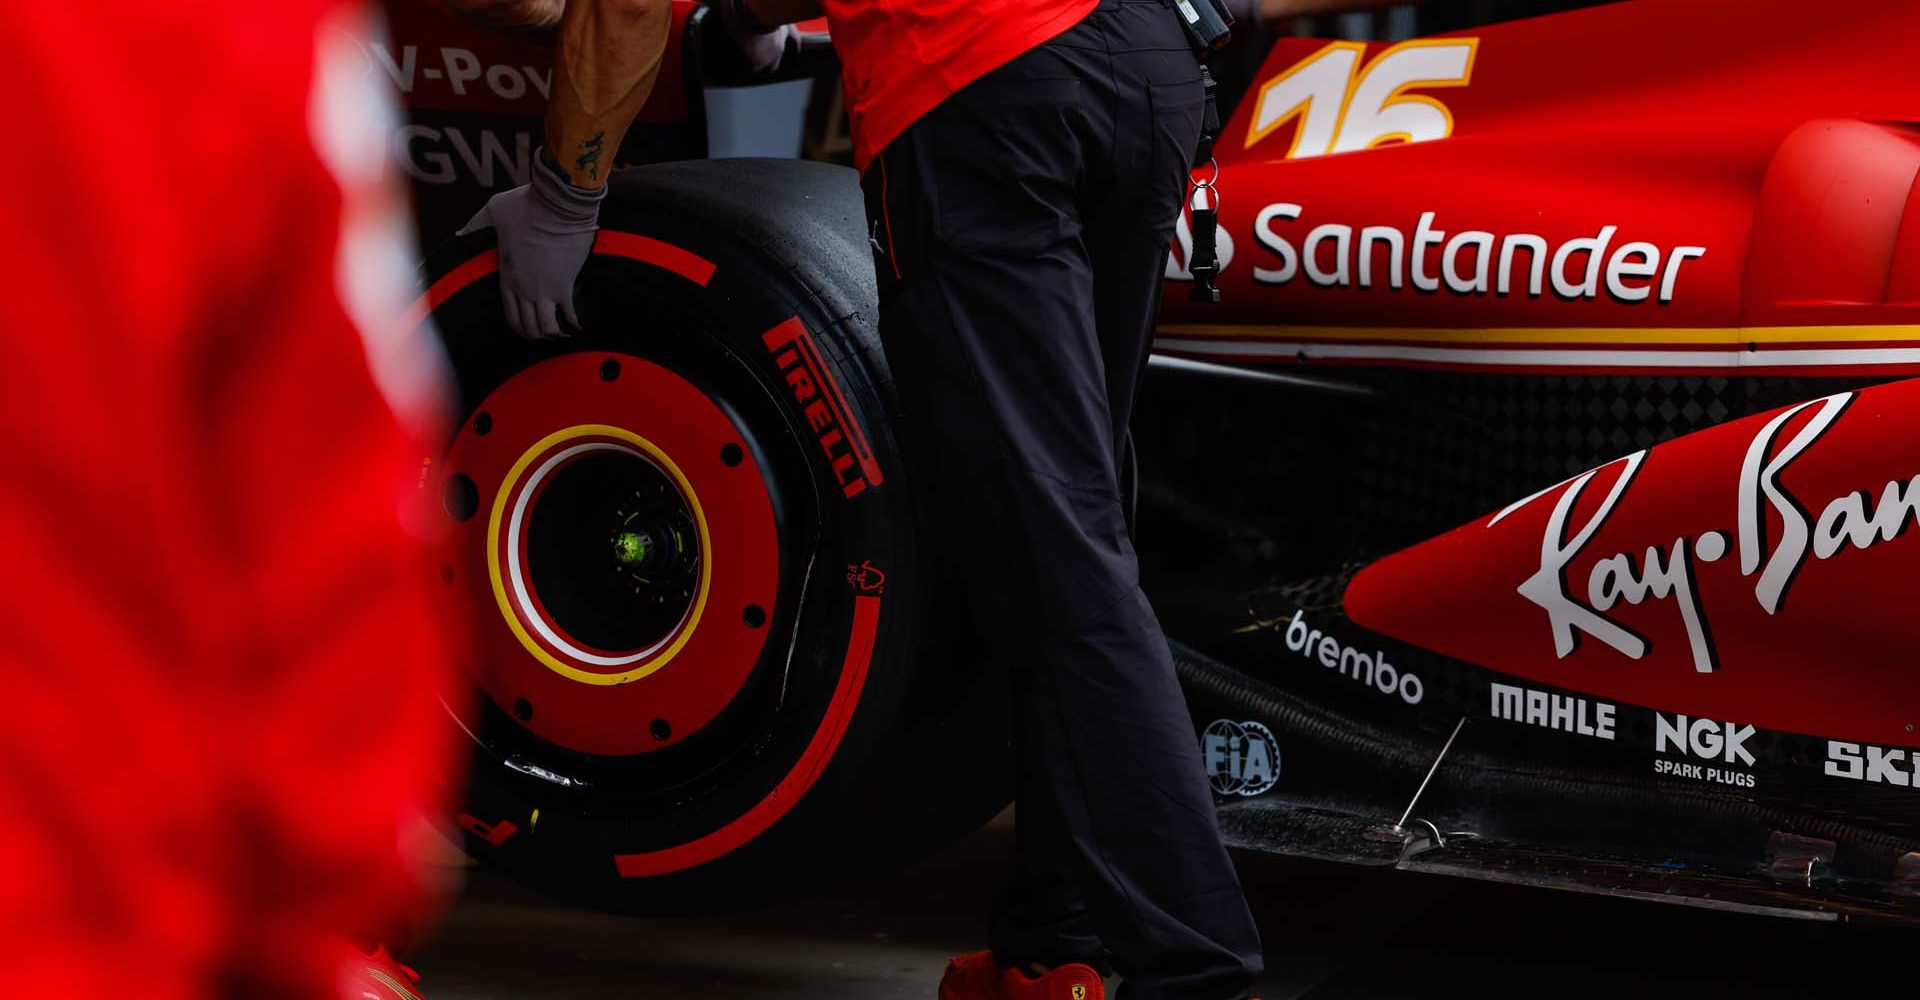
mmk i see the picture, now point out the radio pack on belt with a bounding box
[1186,63,1226,303]
[1170,0,1232,303]
[1172,0,1234,55]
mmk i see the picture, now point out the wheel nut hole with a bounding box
[649,718,672,742]
[720,443,744,467]
[743,604,767,629]
[599,358,621,382]
[513,698,534,722]
[474,411,493,436]
[444,473,479,523]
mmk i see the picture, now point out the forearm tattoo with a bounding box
[575,132,606,183]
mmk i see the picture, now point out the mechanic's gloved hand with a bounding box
[460,147,606,339]
[710,0,798,77]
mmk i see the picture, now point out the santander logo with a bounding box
[1492,392,1918,675]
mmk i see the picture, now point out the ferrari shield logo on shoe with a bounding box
[1202,720,1280,797]
[1073,985,1088,1000]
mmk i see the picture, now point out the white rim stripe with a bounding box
[506,442,684,667]
[1152,338,1920,369]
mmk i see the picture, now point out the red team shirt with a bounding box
[0,2,455,997]
[0,0,1105,994]
[821,0,1102,171]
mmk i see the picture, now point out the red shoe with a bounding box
[340,944,425,1000]
[939,950,1105,1000]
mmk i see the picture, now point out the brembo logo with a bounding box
[1497,392,1917,673]
[762,318,884,499]
[1285,613,1424,705]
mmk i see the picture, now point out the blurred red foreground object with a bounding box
[0,1,457,997]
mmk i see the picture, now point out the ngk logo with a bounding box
[1655,714,1756,766]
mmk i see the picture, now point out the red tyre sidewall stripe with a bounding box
[614,594,883,878]
[408,234,718,326]
[592,231,717,287]
[423,243,889,872]
[408,249,501,329]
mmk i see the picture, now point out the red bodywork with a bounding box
[381,0,1920,910]
[1134,0,1920,753]
[380,0,695,125]
[1348,380,1919,745]
[1158,0,1920,375]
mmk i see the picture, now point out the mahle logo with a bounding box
[1203,720,1280,797]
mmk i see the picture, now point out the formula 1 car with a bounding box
[383,0,1920,921]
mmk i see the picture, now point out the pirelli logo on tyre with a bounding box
[762,317,884,499]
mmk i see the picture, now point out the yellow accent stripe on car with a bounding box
[1155,323,1920,346]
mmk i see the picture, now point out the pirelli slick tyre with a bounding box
[419,159,1009,914]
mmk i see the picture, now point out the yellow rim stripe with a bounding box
[486,424,712,686]
[366,968,423,1000]
[1156,323,1920,346]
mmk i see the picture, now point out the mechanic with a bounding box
[454,0,1266,997]
[0,2,454,997]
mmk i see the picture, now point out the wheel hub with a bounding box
[438,352,783,756]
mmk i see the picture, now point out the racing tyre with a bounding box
[420,159,1009,913]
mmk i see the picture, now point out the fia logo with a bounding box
[1247,39,1478,157]
[1202,720,1281,797]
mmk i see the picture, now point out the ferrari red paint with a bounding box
[1347,378,1920,746]
[443,350,780,755]
[380,0,695,124]
[1158,0,1920,373]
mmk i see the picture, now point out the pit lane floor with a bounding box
[413,811,1901,998]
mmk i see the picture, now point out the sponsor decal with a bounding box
[1285,613,1424,704]
[371,43,553,104]
[1489,681,1615,740]
[1236,207,1705,305]
[1246,39,1478,158]
[1654,713,1758,788]
[846,560,887,594]
[394,124,533,188]
[1655,714,1756,766]
[761,318,884,499]
[1826,740,1920,788]
[1498,391,1916,674]
[457,813,520,847]
[1203,719,1281,797]
[1652,758,1756,788]
[354,36,553,189]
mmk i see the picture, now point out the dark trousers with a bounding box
[860,3,1264,998]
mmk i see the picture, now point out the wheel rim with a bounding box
[440,351,782,756]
